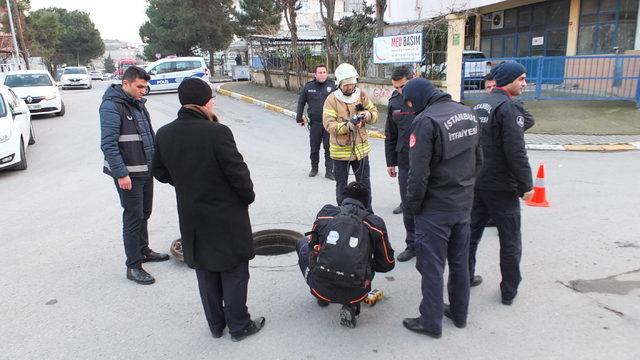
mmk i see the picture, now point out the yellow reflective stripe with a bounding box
[364,101,376,111]
[337,123,349,135]
[330,142,371,158]
[323,108,338,117]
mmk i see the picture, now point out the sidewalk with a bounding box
[216,81,640,151]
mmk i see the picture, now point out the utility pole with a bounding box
[5,0,21,69]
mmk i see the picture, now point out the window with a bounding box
[175,61,201,72]
[63,67,88,75]
[577,0,638,54]
[0,94,6,117]
[491,38,504,57]
[4,74,53,87]
[504,9,518,28]
[518,34,530,56]
[344,0,363,13]
[149,62,174,75]
[547,29,568,56]
[518,7,531,27]
[481,38,491,54]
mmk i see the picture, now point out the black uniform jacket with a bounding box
[296,79,336,123]
[385,90,416,168]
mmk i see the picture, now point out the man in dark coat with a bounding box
[99,66,169,285]
[152,78,265,342]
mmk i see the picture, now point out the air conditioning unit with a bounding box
[491,11,504,30]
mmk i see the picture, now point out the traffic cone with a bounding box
[526,163,550,207]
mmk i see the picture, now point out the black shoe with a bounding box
[443,304,466,328]
[393,203,403,214]
[317,299,330,307]
[212,328,224,338]
[486,218,496,227]
[143,249,170,262]
[308,168,318,177]
[324,171,335,180]
[502,298,514,306]
[126,267,155,285]
[402,318,441,338]
[470,275,483,287]
[397,248,416,262]
[339,305,357,328]
[230,317,266,342]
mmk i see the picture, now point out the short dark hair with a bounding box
[314,64,327,73]
[484,73,494,81]
[123,66,150,82]
[391,66,413,81]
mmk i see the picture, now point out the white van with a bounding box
[144,57,210,94]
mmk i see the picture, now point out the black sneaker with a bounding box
[402,318,441,338]
[502,298,514,306]
[393,203,403,214]
[308,168,318,177]
[397,248,416,262]
[126,267,155,285]
[443,304,466,328]
[470,275,483,287]
[143,249,170,262]
[230,317,266,342]
[339,305,357,328]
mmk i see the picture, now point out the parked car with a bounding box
[2,70,65,117]
[60,66,92,89]
[421,50,492,89]
[144,56,210,94]
[90,70,104,80]
[0,85,34,171]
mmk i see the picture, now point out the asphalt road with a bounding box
[1,80,638,359]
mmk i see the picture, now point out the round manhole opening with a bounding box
[253,229,302,256]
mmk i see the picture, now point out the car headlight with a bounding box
[45,92,58,100]
[0,128,11,143]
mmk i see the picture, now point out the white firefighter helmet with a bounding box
[334,63,359,86]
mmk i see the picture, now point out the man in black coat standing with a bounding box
[152,78,265,342]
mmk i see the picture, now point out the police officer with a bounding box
[401,78,482,338]
[469,61,534,305]
[296,64,336,179]
[384,66,416,262]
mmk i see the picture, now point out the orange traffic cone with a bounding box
[526,163,550,207]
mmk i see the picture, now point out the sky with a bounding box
[30,0,149,43]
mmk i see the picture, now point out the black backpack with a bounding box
[308,206,373,289]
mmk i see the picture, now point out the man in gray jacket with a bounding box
[100,66,169,285]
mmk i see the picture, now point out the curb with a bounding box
[214,84,639,152]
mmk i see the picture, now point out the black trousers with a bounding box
[309,120,332,172]
[468,190,522,301]
[114,176,153,268]
[333,157,371,209]
[414,209,471,334]
[196,262,252,337]
[398,163,415,250]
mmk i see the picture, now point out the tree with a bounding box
[103,53,115,73]
[192,0,236,69]
[234,0,282,38]
[2,0,32,68]
[374,0,387,76]
[319,0,337,71]
[276,0,302,90]
[45,8,104,66]
[334,4,376,75]
[25,9,62,71]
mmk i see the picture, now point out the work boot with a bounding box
[325,171,335,180]
[397,248,416,262]
[443,304,466,328]
[402,318,441,338]
[143,249,170,262]
[308,167,318,177]
[230,317,266,342]
[339,305,358,328]
[126,267,155,285]
[393,203,403,214]
[470,275,483,287]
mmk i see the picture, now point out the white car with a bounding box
[60,66,92,89]
[90,70,104,80]
[144,57,210,94]
[3,70,65,116]
[0,85,34,171]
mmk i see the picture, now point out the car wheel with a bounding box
[28,124,36,145]
[55,102,65,117]
[14,138,27,170]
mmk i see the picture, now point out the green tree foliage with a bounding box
[334,4,376,74]
[234,0,282,37]
[24,9,61,65]
[103,53,116,73]
[44,8,105,66]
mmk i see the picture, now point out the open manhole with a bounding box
[253,229,302,256]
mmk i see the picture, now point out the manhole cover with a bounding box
[253,229,302,256]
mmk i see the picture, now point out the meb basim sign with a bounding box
[373,33,423,64]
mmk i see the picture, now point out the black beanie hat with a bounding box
[178,78,213,106]
[491,61,527,87]
[342,181,370,206]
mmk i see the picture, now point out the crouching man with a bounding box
[296,182,395,328]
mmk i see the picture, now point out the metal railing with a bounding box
[461,55,640,106]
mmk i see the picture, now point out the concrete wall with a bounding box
[250,69,445,106]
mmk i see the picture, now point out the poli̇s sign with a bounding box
[373,33,423,64]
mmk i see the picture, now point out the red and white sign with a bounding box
[373,33,423,64]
